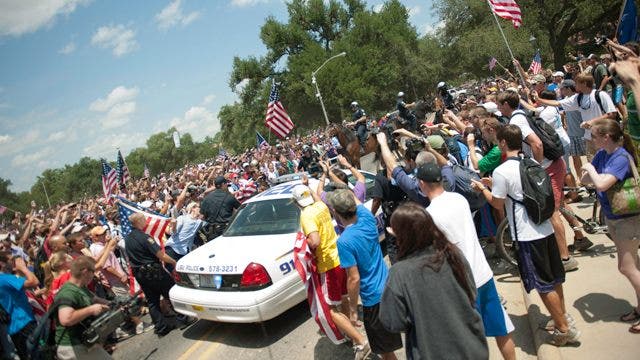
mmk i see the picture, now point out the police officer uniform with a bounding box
[124,228,174,335]
[200,176,240,239]
[396,95,417,132]
[351,105,367,147]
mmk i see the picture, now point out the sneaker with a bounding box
[540,313,576,332]
[562,256,579,272]
[135,322,155,335]
[114,327,134,341]
[549,326,580,346]
[570,237,594,252]
[353,341,371,360]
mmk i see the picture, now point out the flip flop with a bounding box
[620,308,640,322]
[629,320,640,334]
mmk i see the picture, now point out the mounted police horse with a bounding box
[326,122,378,168]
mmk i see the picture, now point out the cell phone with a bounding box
[329,157,339,166]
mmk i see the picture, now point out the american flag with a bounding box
[265,81,294,139]
[117,150,130,189]
[256,132,270,150]
[489,57,497,71]
[101,159,117,202]
[488,0,523,29]
[293,232,346,345]
[528,50,542,75]
[234,180,258,203]
[117,197,171,247]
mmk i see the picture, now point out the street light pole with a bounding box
[312,52,346,125]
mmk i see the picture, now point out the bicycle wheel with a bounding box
[598,207,612,239]
[495,218,518,266]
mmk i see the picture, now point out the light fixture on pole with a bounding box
[311,52,347,125]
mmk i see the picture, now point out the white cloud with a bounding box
[169,106,220,141]
[0,0,88,37]
[89,86,139,128]
[420,20,445,36]
[230,0,268,7]
[234,78,249,93]
[0,134,11,144]
[91,24,137,57]
[11,147,54,167]
[408,6,421,17]
[47,129,77,142]
[58,41,76,55]
[155,0,201,30]
[82,132,145,158]
[372,4,384,13]
[202,94,216,106]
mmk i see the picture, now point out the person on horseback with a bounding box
[396,92,417,132]
[437,82,455,110]
[349,101,368,150]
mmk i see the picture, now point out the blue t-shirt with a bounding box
[0,273,35,335]
[592,147,633,219]
[337,205,388,307]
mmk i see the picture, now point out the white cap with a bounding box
[479,101,498,114]
[292,185,314,207]
[0,233,9,241]
[242,162,250,168]
[397,91,404,98]
[437,81,446,89]
[250,159,258,167]
[552,71,565,77]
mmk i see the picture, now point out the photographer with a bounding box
[54,256,111,360]
[437,82,455,110]
[200,177,241,239]
[297,145,318,172]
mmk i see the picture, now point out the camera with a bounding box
[405,138,425,153]
[594,35,608,46]
[82,291,143,345]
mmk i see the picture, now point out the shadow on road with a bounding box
[573,292,633,324]
[570,244,617,259]
[313,337,354,359]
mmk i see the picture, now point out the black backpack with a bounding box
[443,164,487,212]
[520,111,564,160]
[506,156,555,226]
[27,297,73,360]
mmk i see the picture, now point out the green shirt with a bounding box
[54,282,95,346]
[627,91,640,140]
[478,145,502,174]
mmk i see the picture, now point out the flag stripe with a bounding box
[265,82,294,139]
[488,0,522,28]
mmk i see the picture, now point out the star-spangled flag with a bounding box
[293,232,346,345]
[265,81,294,139]
[489,57,498,71]
[488,0,523,29]
[528,50,542,74]
[116,197,170,247]
[256,132,270,150]
[234,179,258,203]
[116,150,130,189]
[101,159,117,203]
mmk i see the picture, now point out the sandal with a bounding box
[620,308,640,322]
[630,320,640,334]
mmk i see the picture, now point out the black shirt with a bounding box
[371,173,408,224]
[397,100,414,120]
[352,108,366,126]
[200,189,241,224]
[125,228,161,267]
[297,155,315,171]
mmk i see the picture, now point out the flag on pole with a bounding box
[528,50,542,74]
[101,159,117,202]
[488,0,523,29]
[489,57,498,71]
[256,132,270,150]
[116,150,130,189]
[617,0,639,44]
[116,197,171,247]
[265,81,294,139]
[293,232,346,345]
[143,164,150,178]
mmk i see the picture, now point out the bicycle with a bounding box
[496,186,609,266]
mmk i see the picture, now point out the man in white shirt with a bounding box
[415,162,515,360]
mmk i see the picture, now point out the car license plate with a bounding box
[199,274,222,288]
[192,305,204,311]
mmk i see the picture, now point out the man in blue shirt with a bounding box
[165,201,204,270]
[326,189,402,360]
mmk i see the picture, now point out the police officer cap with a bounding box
[437,81,446,89]
[214,176,226,187]
[397,91,404,98]
[350,101,358,107]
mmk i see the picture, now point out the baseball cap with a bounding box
[291,185,314,207]
[532,74,546,84]
[0,233,9,241]
[426,135,445,150]
[552,71,564,77]
[214,176,227,187]
[479,101,498,114]
[415,163,442,183]
[326,189,356,215]
[561,79,576,89]
[90,226,107,237]
[587,53,597,60]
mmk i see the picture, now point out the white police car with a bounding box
[169,171,384,323]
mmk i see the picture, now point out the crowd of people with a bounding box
[2,35,640,360]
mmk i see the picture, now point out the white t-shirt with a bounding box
[509,110,552,168]
[537,106,570,147]
[426,191,493,288]
[491,159,554,241]
[559,90,616,140]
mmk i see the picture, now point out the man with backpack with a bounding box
[496,91,578,272]
[471,124,580,346]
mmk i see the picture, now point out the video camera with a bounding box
[405,138,425,153]
[82,290,143,346]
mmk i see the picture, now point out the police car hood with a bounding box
[175,233,296,274]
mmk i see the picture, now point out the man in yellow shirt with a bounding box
[292,184,370,359]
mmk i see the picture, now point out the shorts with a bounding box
[568,136,586,156]
[475,279,515,337]
[614,85,624,105]
[362,303,403,354]
[545,158,566,209]
[605,215,640,241]
[517,234,565,294]
[320,266,347,306]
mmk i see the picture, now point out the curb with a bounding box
[520,283,563,360]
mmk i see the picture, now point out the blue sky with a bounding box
[0,0,439,191]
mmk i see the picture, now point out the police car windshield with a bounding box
[224,198,301,236]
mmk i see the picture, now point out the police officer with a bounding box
[200,176,240,239]
[396,92,417,132]
[437,81,455,109]
[296,145,317,172]
[350,101,368,149]
[125,213,181,337]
